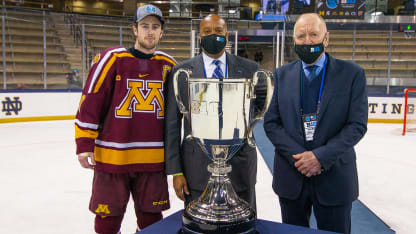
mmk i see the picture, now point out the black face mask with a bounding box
[294,37,326,64]
[200,34,226,55]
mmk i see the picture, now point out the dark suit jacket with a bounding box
[263,53,368,206]
[165,52,259,193]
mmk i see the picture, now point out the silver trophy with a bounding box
[173,69,273,234]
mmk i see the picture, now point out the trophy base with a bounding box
[181,210,257,234]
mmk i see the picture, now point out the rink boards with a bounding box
[0,91,413,123]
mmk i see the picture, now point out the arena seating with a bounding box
[0,9,193,88]
[327,29,416,83]
[0,8,72,89]
[1,7,416,89]
[79,16,191,64]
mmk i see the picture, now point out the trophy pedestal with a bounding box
[181,163,256,234]
[172,69,273,234]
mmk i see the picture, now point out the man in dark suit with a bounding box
[164,14,259,210]
[263,13,368,234]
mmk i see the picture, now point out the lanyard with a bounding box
[203,58,228,78]
[300,60,327,115]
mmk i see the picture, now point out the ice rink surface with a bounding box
[0,121,414,234]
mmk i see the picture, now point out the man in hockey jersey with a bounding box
[74,5,176,234]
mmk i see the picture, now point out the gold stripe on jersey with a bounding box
[94,146,164,165]
[78,95,86,112]
[93,52,135,93]
[75,124,99,139]
[162,65,171,82]
[151,55,176,66]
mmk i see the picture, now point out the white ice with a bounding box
[0,121,414,233]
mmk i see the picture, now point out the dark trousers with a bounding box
[279,179,352,234]
[185,187,257,212]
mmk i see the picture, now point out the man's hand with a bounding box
[173,175,189,201]
[78,152,95,169]
[293,151,322,177]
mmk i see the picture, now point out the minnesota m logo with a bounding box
[116,79,164,118]
[95,204,110,214]
[2,97,22,116]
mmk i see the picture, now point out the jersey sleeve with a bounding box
[74,47,122,154]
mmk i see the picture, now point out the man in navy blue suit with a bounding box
[263,13,368,234]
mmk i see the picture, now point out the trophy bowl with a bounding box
[173,69,273,234]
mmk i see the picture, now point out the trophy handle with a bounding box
[173,68,191,114]
[247,69,274,147]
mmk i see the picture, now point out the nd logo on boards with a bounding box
[2,97,22,116]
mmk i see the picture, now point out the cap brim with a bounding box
[136,14,165,24]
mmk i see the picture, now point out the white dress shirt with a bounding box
[202,52,227,78]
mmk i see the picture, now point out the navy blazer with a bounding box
[263,53,368,206]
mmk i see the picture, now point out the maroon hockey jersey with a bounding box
[75,46,176,173]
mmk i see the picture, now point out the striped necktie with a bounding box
[212,60,224,78]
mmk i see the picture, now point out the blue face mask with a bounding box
[200,34,226,55]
